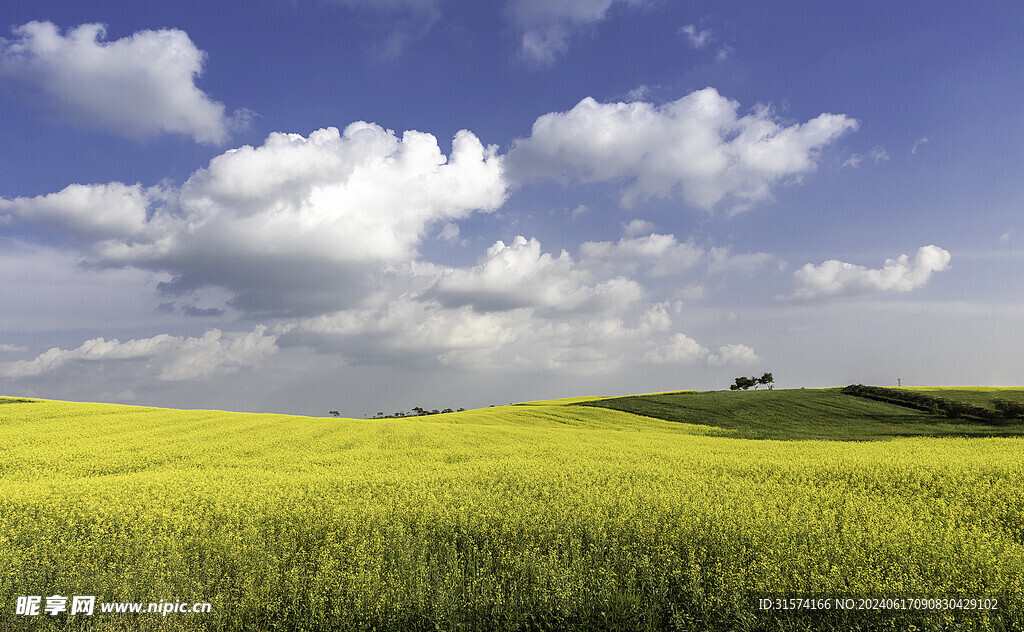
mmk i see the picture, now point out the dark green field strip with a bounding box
[575,388,1024,441]
[905,388,1024,408]
[844,385,1024,423]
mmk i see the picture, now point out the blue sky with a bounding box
[0,0,1020,416]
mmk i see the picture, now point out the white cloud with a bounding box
[0,326,277,381]
[294,297,520,367]
[8,123,506,317]
[622,218,656,236]
[505,88,857,212]
[678,24,712,49]
[579,232,705,277]
[625,85,651,101]
[1000,230,1012,243]
[281,228,768,373]
[786,245,952,301]
[506,0,641,64]
[706,246,773,274]
[0,182,161,239]
[438,222,461,241]
[579,233,771,278]
[288,266,725,377]
[643,333,709,364]
[0,344,28,354]
[278,230,766,375]
[910,136,929,155]
[645,336,759,367]
[430,235,643,313]
[707,343,759,366]
[0,21,241,143]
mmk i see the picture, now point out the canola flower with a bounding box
[0,395,1021,631]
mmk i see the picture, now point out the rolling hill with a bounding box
[1,390,1022,631]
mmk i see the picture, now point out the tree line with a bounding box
[328,407,466,418]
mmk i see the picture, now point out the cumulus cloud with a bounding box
[0,344,28,354]
[0,182,161,239]
[506,0,641,64]
[622,219,656,237]
[7,123,506,316]
[785,245,952,301]
[292,297,520,369]
[429,235,643,313]
[291,296,709,376]
[505,88,857,212]
[707,343,759,366]
[643,333,709,364]
[0,21,241,143]
[0,326,277,381]
[706,246,773,274]
[579,232,771,278]
[579,232,705,278]
[279,229,764,374]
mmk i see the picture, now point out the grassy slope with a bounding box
[576,387,1024,440]
[1,393,1023,631]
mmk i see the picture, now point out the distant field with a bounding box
[577,387,1024,440]
[1,392,1022,631]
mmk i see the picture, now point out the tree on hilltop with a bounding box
[730,376,757,390]
[730,373,774,391]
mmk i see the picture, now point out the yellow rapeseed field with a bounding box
[1,394,1021,631]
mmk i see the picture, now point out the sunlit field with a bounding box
[2,390,1023,631]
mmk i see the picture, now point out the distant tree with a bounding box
[757,372,774,390]
[731,376,757,390]
[457,408,465,412]
[412,406,426,416]
[328,410,340,417]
